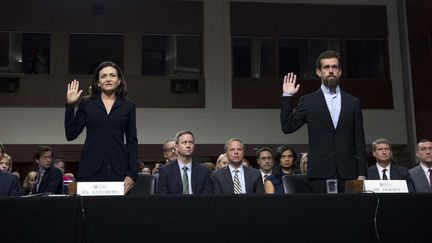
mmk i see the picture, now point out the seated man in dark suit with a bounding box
[367,138,410,180]
[32,146,63,194]
[158,130,212,194]
[212,138,264,194]
[0,170,21,196]
[367,138,414,192]
[409,139,432,192]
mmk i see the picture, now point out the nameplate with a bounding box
[363,180,408,193]
[77,182,124,196]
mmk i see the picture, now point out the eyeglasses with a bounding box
[164,147,176,152]
[321,65,340,71]
[259,156,272,161]
[40,155,52,160]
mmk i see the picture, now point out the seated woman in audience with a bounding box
[264,144,299,194]
[22,171,37,195]
[0,153,13,172]
[300,152,308,174]
[215,153,229,170]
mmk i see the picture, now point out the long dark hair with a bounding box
[272,144,299,179]
[90,61,127,98]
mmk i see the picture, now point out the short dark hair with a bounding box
[316,50,341,69]
[274,144,298,164]
[90,61,127,98]
[372,138,392,151]
[33,146,53,161]
[272,144,299,178]
[175,130,195,144]
[256,147,273,158]
[416,139,432,151]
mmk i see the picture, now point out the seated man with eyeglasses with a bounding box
[32,146,63,195]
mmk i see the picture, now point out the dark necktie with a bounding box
[428,169,432,190]
[382,168,388,180]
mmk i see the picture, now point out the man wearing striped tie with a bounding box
[212,138,264,194]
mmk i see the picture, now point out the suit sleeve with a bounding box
[65,101,86,141]
[46,168,64,194]
[281,96,307,134]
[254,173,264,194]
[211,172,222,194]
[125,102,139,181]
[406,173,416,193]
[157,168,168,194]
[9,175,21,196]
[203,169,213,194]
[353,98,367,177]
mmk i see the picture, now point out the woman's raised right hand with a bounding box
[66,79,83,104]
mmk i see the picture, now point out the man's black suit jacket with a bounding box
[33,166,63,194]
[211,166,264,194]
[157,160,212,194]
[65,95,139,181]
[367,163,415,192]
[0,171,21,196]
[367,164,409,180]
[281,89,367,180]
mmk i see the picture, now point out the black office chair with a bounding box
[128,174,157,195]
[282,174,311,193]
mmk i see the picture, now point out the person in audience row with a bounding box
[140,166,152,175]
[158,130,212,194]
[22,171,37,195]
[0,153,12,172]
[256,147,274,182]
[409,139,432,192]
[32,146,63,195]
[215,153,228,170]
[153,139,179,177]
[264,145,299,194]
[366,138,414,192]
[367,138,410,180]
[0,170,20,196]
[299,153,308,174]
[163,139,178,164]
[202,162,216,172]
[212,138,264,194]
[53,159,75,182]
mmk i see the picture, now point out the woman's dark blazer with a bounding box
[65,95,138,181]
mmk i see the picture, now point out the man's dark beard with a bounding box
[323,76,339,93]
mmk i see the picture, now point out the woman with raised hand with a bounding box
[65,61,138,194]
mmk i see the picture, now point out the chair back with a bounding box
[128,174,157,195]
[282,174,311,193]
